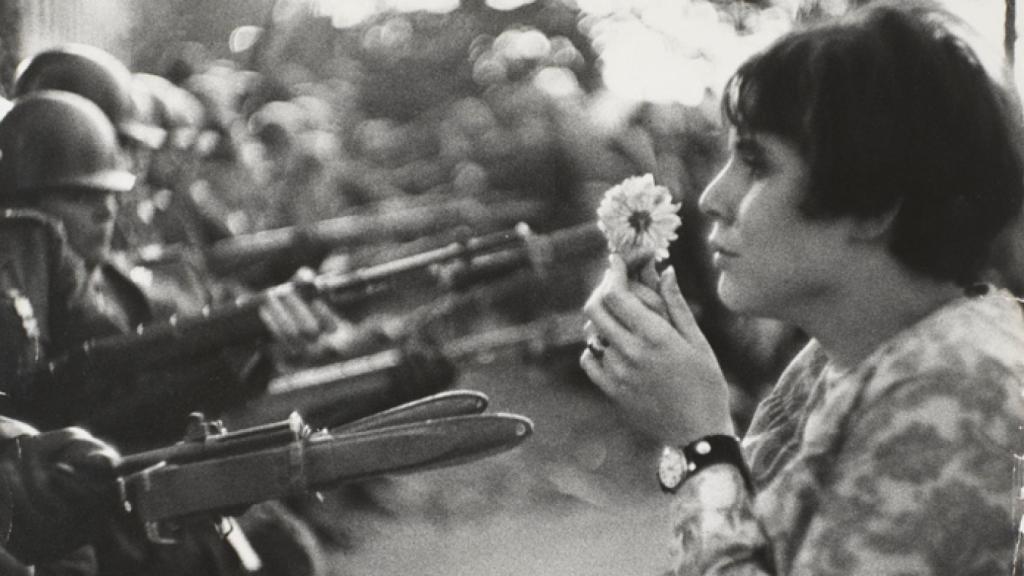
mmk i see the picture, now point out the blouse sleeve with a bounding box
[787,372,1020,575]
[668,368,1022,576]
[667,463,773,576]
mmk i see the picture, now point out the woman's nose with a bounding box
[698,164,736,223]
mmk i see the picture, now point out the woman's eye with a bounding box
[738,153,767,176]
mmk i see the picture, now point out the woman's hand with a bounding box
[580,255,734,446]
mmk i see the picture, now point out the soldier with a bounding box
[0,417,122,574]
[0,86,349,576]
[0,175,121,573]
[11,44,222,320]
[13,46,166,249]
[0,88,356,441]
[0,87,461,576]
[11,44,234,285]
[133,72,234,250]
[12,43,166,175]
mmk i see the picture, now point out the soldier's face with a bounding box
[37,188,118,269]
[121,140,154,181]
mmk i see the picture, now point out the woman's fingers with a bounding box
[630,279,668,320]
[600,283,676,347]
[659,266,702,342]
[585,255,679,353]
[579,339,627,392]
[598,256,659,335]
[583,294,631,351]
[583,265,632,350]
[635,258,660,291]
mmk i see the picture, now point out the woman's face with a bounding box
[698,131,852,323]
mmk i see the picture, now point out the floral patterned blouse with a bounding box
[668,287,1024,575]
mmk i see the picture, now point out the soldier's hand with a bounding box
[260,267,367,364]
[2,427,121,564]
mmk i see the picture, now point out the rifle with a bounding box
[47,222,604,379]
[219,309,586,430]
[82,329,456,446]
[116,391,532,540]
[119,389,489,474]
[196,196,546,277]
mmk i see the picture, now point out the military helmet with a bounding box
[13,44,165,150]
[0,91,136,200]
[134,73,205,150]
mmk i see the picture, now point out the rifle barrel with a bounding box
[204,198,545,275]
[222,345,449,431]
[256,310,587,400]
[50,222,598,376]
[51,297,269,375]
[314,225,528,294]
[267,349,404,396]
[437,222,604,290]
[117,414,308,475]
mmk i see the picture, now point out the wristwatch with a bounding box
[657,434,753,494]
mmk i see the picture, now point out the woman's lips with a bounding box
[709,242,739,268]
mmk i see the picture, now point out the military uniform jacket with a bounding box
[0,210,90,407]
[0,209,272,449]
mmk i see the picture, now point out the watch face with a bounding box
[658,445,686,490]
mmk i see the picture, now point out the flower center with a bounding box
[627,210,652,234]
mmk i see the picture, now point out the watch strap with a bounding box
[679,434,754,493]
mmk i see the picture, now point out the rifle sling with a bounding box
[122,413,532,522]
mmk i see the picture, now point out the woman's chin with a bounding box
[716,275,761,316]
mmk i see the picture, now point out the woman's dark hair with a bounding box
[721,1,1024,286]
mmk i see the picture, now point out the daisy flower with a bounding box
[597,174,681,266]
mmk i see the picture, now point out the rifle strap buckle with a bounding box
[287,437,307,495]
[520,225,553,281]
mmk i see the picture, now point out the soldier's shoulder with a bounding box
[0,208,65,235]
[0,208,80,285]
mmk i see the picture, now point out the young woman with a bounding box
[581,2,1024,574]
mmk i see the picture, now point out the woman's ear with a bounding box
[848,202,900,243]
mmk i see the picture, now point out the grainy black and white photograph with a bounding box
[0,0,1021,574]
